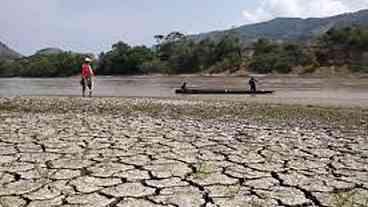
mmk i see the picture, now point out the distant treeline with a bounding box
[1,26,368,77]
[0,52,86,77]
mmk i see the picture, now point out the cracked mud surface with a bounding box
[0,97,367,207]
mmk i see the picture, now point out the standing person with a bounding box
[249,77,258,93]
[80,57,95,97]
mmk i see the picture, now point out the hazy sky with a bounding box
[1,0,367,55]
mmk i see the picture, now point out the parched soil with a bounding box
[0,97,367,207]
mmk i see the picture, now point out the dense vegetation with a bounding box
[97,42,154,75]
[0,52,86,77]
[1,26,368,77]
[97,31,242,75]
[249,39,313,74]
[316,26,368,73]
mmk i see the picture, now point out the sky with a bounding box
[1,0,368,56]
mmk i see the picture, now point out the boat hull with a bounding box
[175,89,274,94]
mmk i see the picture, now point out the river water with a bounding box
[0,76,367,107]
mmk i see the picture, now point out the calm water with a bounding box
[0,76,367,107]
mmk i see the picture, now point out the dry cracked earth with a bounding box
[0,97,367,207]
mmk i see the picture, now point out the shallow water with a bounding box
[0,76,367,107]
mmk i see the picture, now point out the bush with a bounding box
[274,61,291,73]
[97,43,153,75]
[249,40,313,74]
[351,64,368,73]
[139,59,170,74]
[249,54,276,73]
[0,60,24,77]
[302,65,317,74]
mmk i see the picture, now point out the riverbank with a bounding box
[1,76,368,108]
[0,96,367,206]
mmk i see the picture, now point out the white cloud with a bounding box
[242,0,368,24]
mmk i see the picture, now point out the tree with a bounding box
[0,60,23,77]
[97,41,154,75]
[151,31,246,74]
[164,32,185,42]
[214,34,241,61]
[112,41,130,51]
[283,43,306,66]
[253,38,279,56]
[154,35,164,45]
[194,39,217,70]
[249,39,311,73]
[125,46,154,74]
[317,26,368,66]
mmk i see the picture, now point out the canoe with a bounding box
[175,88,274,94]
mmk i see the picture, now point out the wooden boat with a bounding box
[175,88,274,94]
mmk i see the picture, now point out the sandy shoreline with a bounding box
[0,96,367,206]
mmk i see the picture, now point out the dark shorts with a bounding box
[250,84,256,92]
[80,78,92,89]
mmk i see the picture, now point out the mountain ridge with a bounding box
[191,9,368,44]
[0,41,22,60]
[35,48,64,56]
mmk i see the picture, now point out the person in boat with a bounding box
[181,82,187,91]
[248,77,258,93]
[80,57,95,97]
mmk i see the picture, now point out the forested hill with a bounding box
[192,9,368,43]
[35,48,64,56]
[0,41,22,60]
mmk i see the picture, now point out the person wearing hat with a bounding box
[80,57,95,97]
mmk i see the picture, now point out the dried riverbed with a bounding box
[0,96,367,207]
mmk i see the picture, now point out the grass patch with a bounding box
[351,64,368,73]
[301,65,317,74]
[0,104,17,111]
[330,190,368,207]
[193,162,217,180]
